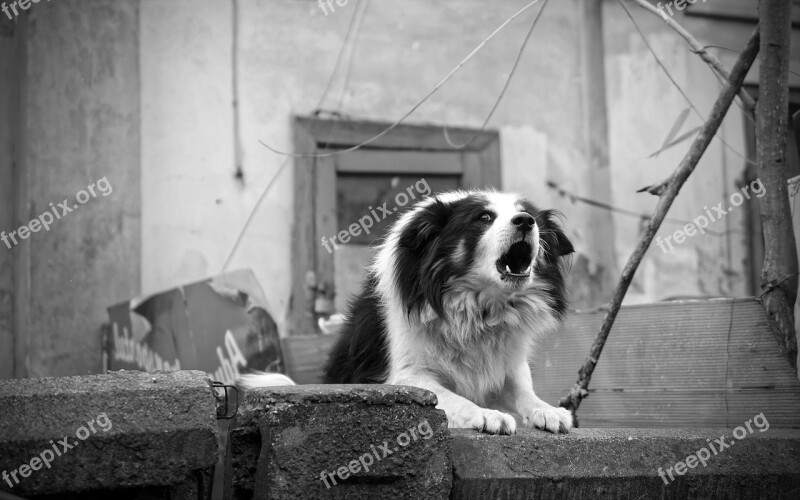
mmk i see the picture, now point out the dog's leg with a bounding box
[500,360,573,433]
[394,375,517,435]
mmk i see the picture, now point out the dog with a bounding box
[240,189,575,435]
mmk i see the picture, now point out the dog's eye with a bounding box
[478,211,494,223]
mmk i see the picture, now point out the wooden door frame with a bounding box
[289,116,501,336]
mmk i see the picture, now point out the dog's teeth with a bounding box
[524,266,532,274]
[505,265,511,274]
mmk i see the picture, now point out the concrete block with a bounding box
[226,384,451,499]
[0,370,219,499]
[450,427,800,499]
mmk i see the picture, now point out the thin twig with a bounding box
[619,0,757,169]
[559,25,760,417]
[547,180,742,237]
[631,0,756,120]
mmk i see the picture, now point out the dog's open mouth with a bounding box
[495,241,534,280]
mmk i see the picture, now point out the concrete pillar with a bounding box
[578,0,618,303]
[14,0,141,376]
[0,14,18,378]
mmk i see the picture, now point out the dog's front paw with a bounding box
[521,405,573,433]
[449,407,517,435]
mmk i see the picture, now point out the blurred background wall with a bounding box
[1,0,798,377]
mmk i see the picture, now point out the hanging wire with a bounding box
[221,1,367,273]
[547,180,743,237]
[315,0,369,111]
[442,0,549,149]
[317,0,371,146]
[257,0,546,159]
[617,0,758,168]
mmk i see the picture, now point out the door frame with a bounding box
[289,116,501,336]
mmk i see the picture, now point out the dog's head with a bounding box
[378,190,574,321]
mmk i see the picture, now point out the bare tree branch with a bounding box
[632,0,756,119]
[560,25,760,418]
[757,0,798,371]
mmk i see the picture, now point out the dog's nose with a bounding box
[511,212,535,231]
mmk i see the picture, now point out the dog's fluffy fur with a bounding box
[241,190,575,435]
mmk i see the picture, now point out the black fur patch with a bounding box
[529,207,574,317]
[394,195,492,318]
[323,275,389,383]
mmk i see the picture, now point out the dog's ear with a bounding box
[553,226,574,257]
[538,210,574,262]
[397,199,448,251]
[395,199,451,318]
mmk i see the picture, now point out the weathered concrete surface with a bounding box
[0,13,17,379]
[0,370,218,499]
[450,428,800,499]
[22,0,141,377]
[226,384,451,499]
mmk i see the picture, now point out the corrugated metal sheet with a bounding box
[532,298,800,428]
[282,333,339,384]
[283,298,800,428]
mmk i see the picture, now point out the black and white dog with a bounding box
[241,190,575,435]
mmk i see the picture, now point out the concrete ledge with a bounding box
[5,374,798,499]
[0,370,219,499]
[450,428,800,499]
[226,384,451,499]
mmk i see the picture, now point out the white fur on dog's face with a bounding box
[471,192,540,289]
